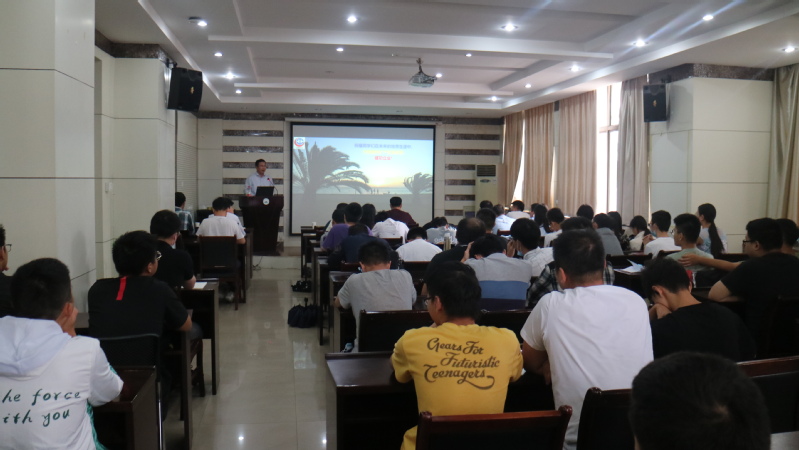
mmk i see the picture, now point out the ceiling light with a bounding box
[435,73,443,78]
[188,17,207,27]
[336,47,344,52]
[633,39,647,47]
[214,52,223,57]
[702,14,714,21]
[347,15,358,23]
[784,46,796,53]
[569,64,580,72]
[501,24,517,32]
[224,72,236,80]
[491,96,497,102]
[235,89,242,94]
[525,83,532,88]
[465,53,472,57]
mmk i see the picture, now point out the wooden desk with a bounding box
[772,431,799,449]
[613,269,645,297]
[313,248,329,345]
[94,367,159,450]
[179,281,220,395]
[325,352,553,450]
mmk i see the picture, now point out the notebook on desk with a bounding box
[255,186,274,197]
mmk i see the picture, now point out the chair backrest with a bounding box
[497,230,512,237]
[357,310,432,352]
[607,253,651,269]
[416,407,572,450]
[98,333,161,375]
[477,297,528,311]
[476,309,532,343]
[656,250,679,259]
[401,261,429,280]
[576,388,634,450]
[340,262,361,273]
[198,236,238,272]
[717,252,749,263]
[739,356,799,432]
[756,296,799,359]
[384,237,403,249]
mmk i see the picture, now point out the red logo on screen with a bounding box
[294,137,305,147]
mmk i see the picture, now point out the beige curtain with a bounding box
[555,91,597,215]
[616,76,650,224]
[501,112,525,203]
[768,64,799,221]
[521,104,555,206]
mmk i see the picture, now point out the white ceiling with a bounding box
[96,0,799,117]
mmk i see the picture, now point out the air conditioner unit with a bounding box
[474,164,498,210]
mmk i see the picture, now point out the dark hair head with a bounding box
[553,230,605,282]
[175,192,186,208]
[511,200,525,211]
[360,203,377,228]
[344,202,362,223]
[336,202,348,210]
[608,211,624,235]
[630,352,770,450]
[212,197,233,211]
[776,218,799,248]
[476,208,497,231]
[546,208,565,224]
[698,204,723,258]
[10,258,72,320]
[374,211,389,223]
[592,213,615,230]
[641,258,691,298]
[0,224,5,247]
[390,197,402,208]
[348,223,369,236]
[697,203,717,222]
[673,213,701,243]
[470,234,507,258]
[560,216,593,232]
[150,210,181,238]
[426,262,481,319]
[479,200,494,209]
[112,231,159,276]
[510,218,540,250]
[455,218,486,244]
[533,204,550,233]
[630,215,650,235]
[746,218,782,251]
[358,240,391,266]
[332,209,345,223]
[492,204,505,216]
[576,204,594,220]
[651,210,671,233]
[407,227,427,241]
[255,158,266,166]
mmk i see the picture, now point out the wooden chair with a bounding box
[357,310,432,352]
[756,295,799,358]
[607,253,651,269]
[339,262,361,272]
[476,309,532,343]
[384,237,404,249]
[739,356,799,433]
[199,236,244,310]
[576,388,634,450]
[416,406,572,450]
[477,297,528,311]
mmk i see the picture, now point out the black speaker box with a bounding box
[643,84,667,122]
[167,68,203,111]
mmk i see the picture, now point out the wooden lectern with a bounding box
[240,195,284,255]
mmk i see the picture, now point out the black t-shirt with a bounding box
[424,246,468,280]
[0,273,11,318]
[721,252,799,337]
[88,276,188,338]
[154,241,194,289]
[651,302,755,361]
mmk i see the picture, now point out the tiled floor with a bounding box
[164,266,327,450]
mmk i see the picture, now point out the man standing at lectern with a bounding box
[245,159,275,196]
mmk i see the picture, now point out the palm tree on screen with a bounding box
[293,143,370,194]
[403,172,433,197]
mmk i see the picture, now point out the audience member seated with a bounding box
[359,203,377,229]
[322,202,371,251]
[509,218,553,277]
[424,218,485,281]
[592,213,624,256]
[533,204,551,236]
[397,227,442,262]
[776,218,799,255]
[642,210,680,256]
[708,218,799,340]
[175,191,194,234]
[506,200,530,219]
[321,208,346,250]
[386,196,418,228]
[521,229,653,449]
[575,204,594,221]
[667,213,713,272]
[424,217,458,246]
[475,208,497,234]
[0,224,11,317]
[329,224,392,269]
[696,203,727,257]
[527,217,616,308]
[479,200,494,209]
[463,234,533,300]
[608,211,630,251]
[641,258,754,361]
[628,215,651,252]
[321,202,348,238]
[543,208,565,247]
[0,258,123,449]
[493,204,515,232]
[197,197,246,244]
[150,210,196,290]
[630,352,770,450]
[391,262,522,450]
[372,210,409,241]
[334,241,415,351]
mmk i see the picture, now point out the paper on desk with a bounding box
[193,282,207,289]
[617,261,644,274]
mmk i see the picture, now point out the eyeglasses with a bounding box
[742,239,753,246]
[155,251,162,261]
[2,244,10,253]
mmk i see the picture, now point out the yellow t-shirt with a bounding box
[391,322,524,450]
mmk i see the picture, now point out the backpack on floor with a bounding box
[288,298,317,328]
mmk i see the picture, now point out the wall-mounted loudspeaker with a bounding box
[643,84,667,122]
[167,68,203,112]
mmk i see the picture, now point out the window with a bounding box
[596,82,621,213]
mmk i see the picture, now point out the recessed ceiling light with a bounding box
[465,53,472,57]
[188,17,207,27]
[224,72,236,80]
[784,46,796,53]
[633,39,647,47]
[501,24,518,32]
[347,15,358,23]
[435,73,443,78]
[214,52,223,57]
[525,83,532,88]
[336,47,344,52]
[491,96,498,102]
[702,14,714,21]
[569,64,580,72]
[235,89,242,94]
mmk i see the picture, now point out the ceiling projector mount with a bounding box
[409,58,436,88]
